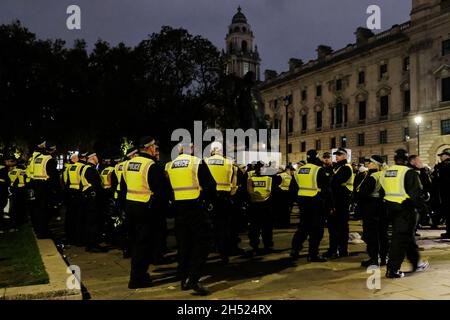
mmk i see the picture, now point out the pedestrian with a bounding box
[381,149,429,278]
[166,142,216,295]
[289,149,328,262]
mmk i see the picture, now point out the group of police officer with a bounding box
[3,138,450,294]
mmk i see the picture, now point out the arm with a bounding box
[198,161,216,201]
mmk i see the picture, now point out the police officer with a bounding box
[121,137,169,289]
[99,157,118,244]
[408,155,432,229]
[80,151,107,253]
[166,142,216,295]
[431,149,450,237]
[381,149,429,278]
[357,155,389,267]
[0,154,11,228]
[31,141,60,238]
[205,141,235,264]
[274,165,293,228]
[7,157,28,230]
[63,153,84,245]
[246,162,281,255]
[289,150,328,262]
[325,148,353,258]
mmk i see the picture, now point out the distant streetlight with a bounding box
[414,115,423,155]
[283,95,292,166]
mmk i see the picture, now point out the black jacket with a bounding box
[330,159,352,206]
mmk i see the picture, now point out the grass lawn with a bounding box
[0,223,49,288]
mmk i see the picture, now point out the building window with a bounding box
[403,127,410,141]
[316,85,322,97]
[336,103,343,124]
[316,111,322,130]
[315,139,321,150]
[273,118,279,129]
[441,119,450,135]
[301,141,306,152]
[443,0,450,11]
[404,90,411,113]
[379,64,388,80]
[379,130,388,144]
[341,136,347,148]
[380,95,389,119]
[358,71,365,85]
[243,62,250,75]
[344,104,348,124]
[301,89,307,101]
[288,143,293,154]
[288,117,294,134]
[359,101,367,121]
[403,57,410,71]
[336,79,342,91]
[442,77,450,102]
[301,114,307,132]
[330,108,335,126]
[357,133,365,146]
[443,39,450,56]
[331,137,336,149]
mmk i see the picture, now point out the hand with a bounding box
[330,208,336,216]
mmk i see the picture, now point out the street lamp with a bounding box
[414,115,423,156]
[283,95,291,166]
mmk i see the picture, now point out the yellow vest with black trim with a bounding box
[333,163,354,192]
[247,170,255,178]
[294,163,321,197]
[80,165,93,192]
[33,154,52,181]
[380,165,411,204]
[248,175,272,203]
[167,154,201,201]
[66,162,84,190]
[8,168,26,188]
[100,166,115,189]
[123,157,155,203]
[205,155,233,192]
[278,172,292,191]
[230,165,239,196]
[114,160,127,199]
[25,151,41,182]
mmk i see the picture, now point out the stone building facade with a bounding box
[259,0,450,166]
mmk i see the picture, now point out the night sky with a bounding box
[0,0,411,73]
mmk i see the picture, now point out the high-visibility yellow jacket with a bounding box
[294,163,321,197]
[205,155,233,192]
[230,165,239,196]
[25,151,41,182]
[333,163,354,192]
[248,175,272,203]
[8,167,26,188]
[32,154,52,181]
[123,157,155,203]
[380,165,411,204]
[277,172,292,191]
[100,166,115,189]
[167,154,202,201]
[66,162,85,190]
[114,160,127,199]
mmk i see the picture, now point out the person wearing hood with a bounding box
[356,155,389,267]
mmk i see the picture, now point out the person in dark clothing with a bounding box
[31,141,61,238]
[321,152,334,235]
[357,155,389,267]
[246,162,281,255]
[432,149,450,238]
[7,158,28,230]
[121,137,170,289]
[0,155,11,230]
[80,151,108,253]
[324,148,353,258]
[408,155,432,228]
[289,150,329,262]
[166,143,216,295]
[381,149,429,278]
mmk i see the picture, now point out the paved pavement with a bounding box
[63,212,450,300]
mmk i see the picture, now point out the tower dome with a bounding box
[232,6,248,24]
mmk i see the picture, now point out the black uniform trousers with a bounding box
[248,200,274,250]
[81,191,102,248]
[126,200,157,283]
[65,189,81,245]
[361,198,389,261]
[174,200,212,283]
[9,188,27,228]
[32,181,53,238]
[212,192,233,259]
[328,193,350,255]
[386,202,420,272]
[291,196,325,257]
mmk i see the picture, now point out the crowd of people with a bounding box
[1,137,450,295]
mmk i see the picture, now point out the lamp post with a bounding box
[414,115,423,156]
[283,95,291,166]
